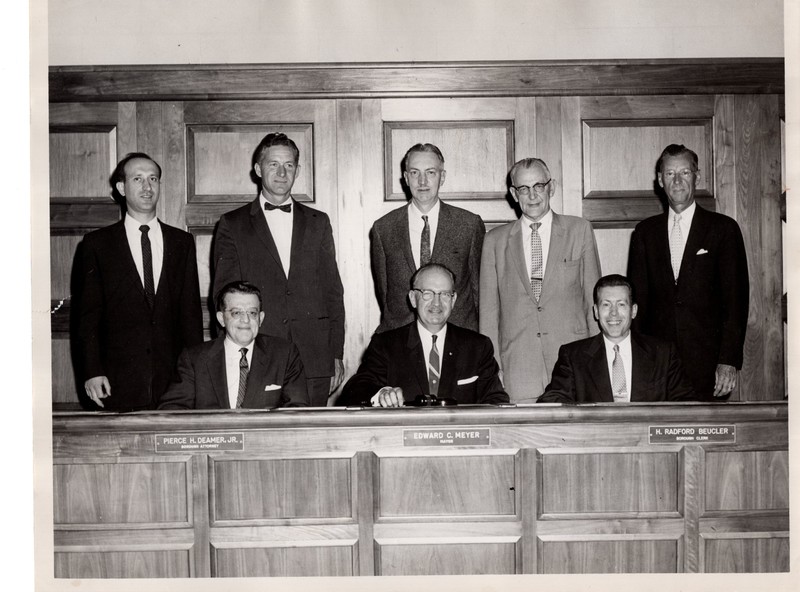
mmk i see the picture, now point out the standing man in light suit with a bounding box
[480,157,601,402]
[213,133,345,406]
[628,144,749,400]
[370,143,485,333]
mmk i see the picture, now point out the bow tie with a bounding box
[264,201,291,213]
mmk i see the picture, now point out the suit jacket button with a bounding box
[537,306,543,312]
[536,332,541,338]
[282,318,288,324]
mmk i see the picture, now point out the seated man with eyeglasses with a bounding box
[158,281,309,409]
[337,263,509,407]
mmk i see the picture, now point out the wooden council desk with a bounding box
[52,402,788,577]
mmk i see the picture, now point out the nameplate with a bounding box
[649,425,735,444]
[403,428,491,447]
[155,433,244,452]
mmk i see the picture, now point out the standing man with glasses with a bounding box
[370,143,485,333]
[337,264,508,407]
[213,133,345,406]
[480,157,601,402]
[159,281,309,409]
[628,144,749,400]
[76,152,203,411]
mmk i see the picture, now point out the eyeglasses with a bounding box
[412,289,456,302]
[662,169,696,179]
[226,309,260,321]
[512,179,551,196]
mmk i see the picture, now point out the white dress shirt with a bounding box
[223,336,255,409]
[260,192,294,276]
[124,214,163,292]
[408,199,441,268]
[602,334,633,402]
[667,200,696,269]
[521,209,553,281]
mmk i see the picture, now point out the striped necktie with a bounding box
[428,334,440,396]
[236,348,249,408]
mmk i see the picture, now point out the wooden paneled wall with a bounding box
[48,60,785,405]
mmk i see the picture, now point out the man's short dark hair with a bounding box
[593,274,635,305]
[656,144,699,173]
[253,132,300,167]
[402,143,445,172]
[111,152,162,186]
[410,263,456,290]
[215,281,263,312]
[508,157,550,183]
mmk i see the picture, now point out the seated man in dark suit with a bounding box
[337,263,509,407]
[538,274,697,404]
[159,281,309,409]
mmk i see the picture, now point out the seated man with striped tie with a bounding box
[337,263,509,407]
[158,281,309,409]
[537,274,698,404]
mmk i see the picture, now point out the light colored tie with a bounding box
[428,334,440,396]
[420,215,431,267]
[669,214,683,281]
[612,344,627,402]
[530,222,543,301]
[236,348,249,408]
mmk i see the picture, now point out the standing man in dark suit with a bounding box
[159,282,308,409]
[213,132,345,406]
[337,263,508,407]
[370,143,485,333]
[538,275,697,404]
[480,157,601,402]
[77,152,203,411]
[628,144,749,400]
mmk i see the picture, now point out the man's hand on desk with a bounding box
[714,364,737,397]
[85,376,110,408]
[371,386,405,407]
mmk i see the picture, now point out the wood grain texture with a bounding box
[211,458,352,521]
[682,445,702,572]
[54,461,189,526]
[704,450,789,511]
[378,455,516,517]
[162,101,187,230]
[49,60,784,102]
[378,542,516,576]
[540,452,679,514]
[580,95,716,120]
[213,545,353,577]
[703,536,789,573]
[49,128,114,199]
[55,549,190,578]
[540,539,679,573]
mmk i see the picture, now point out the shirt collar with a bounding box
[522,208,553,229]
[125,213,158,231]
[259,192,293,208]
[224,335,256,354]
[602,332,632,352]
[669,200,696,223]
[416,320,447,342]
[409,198,440,220]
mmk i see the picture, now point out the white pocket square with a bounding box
[696,248,709,255]
[457,376,478,385]
[264,384,281,391]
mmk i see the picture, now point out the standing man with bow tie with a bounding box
[628,144,749,400]
[77,152,203,411]
[213,133,345,406]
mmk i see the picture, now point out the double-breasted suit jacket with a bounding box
[158,334,309,409]
[212,199,345,380]
[480,213,601,402]
[628,205,749,398]
[370,201,485,333]
[537,332,697,404]
[76,219,203,411]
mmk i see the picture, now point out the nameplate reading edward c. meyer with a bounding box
[649,425,735,444]
[156,433,244,452]
[403,428,490,447]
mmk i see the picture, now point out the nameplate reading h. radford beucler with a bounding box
[403,428,491,447]
[155,433,245,452]
[649,425,735,444]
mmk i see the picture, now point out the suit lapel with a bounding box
[542,213,565,300]
[630,332,655,402]
[243,337,270,407]
[507,218,534,301]
[248,198,285,278]
[650,213,676,287]
[288,200,306,280]
[678,206,710,286]
[206,337,231,409]
[113,220,150,305]
[438,323,458,393]
[155,221,172,303]
[400,204,417,273]
[586,335,614,402]
[430,201,452,261]
[407,324,430,396]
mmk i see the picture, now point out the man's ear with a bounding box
[657,173,664,188]
[408,290,418,310]
[115,181,126,197]
[439,169,446,187]
[547,178,556,196]
[592,304,599,322]
[216,311,225,328]
[254,163,262,179]
[631,303,638,320]
[257,311,266,326]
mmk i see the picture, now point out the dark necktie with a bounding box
[236,347,249,408]
[530,222,543,301]
[264,201,292,213]
[428,334,440,396]
[612,344,627,402]
[420,215,431,267]
[139,225,155,309]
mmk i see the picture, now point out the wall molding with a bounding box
[50,59,784,102]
